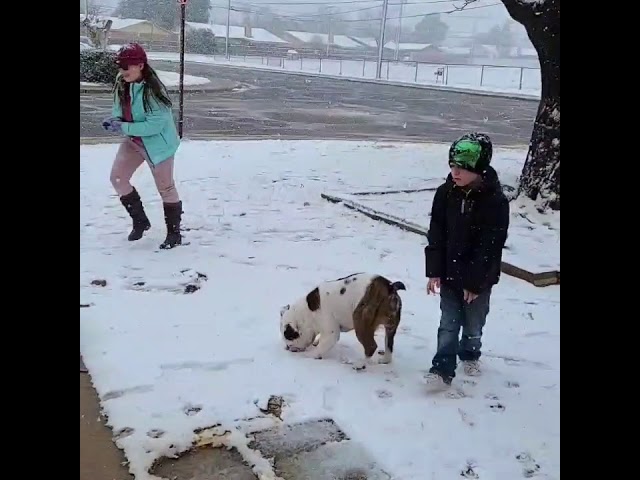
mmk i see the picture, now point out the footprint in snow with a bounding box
[147,429,165,439]
[375,389,393,399]
[183,404,203,416]
[113,427,135,441]
[445,388,468,399]
[516,452,541,478]
[460,460,480,478]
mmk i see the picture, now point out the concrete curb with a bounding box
[150,55,540,103]
[80,80,242,95]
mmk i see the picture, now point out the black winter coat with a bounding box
[424,166,510,294]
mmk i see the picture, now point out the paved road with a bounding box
[80,61,538,145]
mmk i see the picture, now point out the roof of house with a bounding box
[385,42,432,52]
[186,22,287,43]
[80,15,173,33]
[286,31,362,49]
[348,36,377,49]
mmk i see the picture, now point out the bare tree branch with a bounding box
[453,0,478,11]
[455,0,553,23]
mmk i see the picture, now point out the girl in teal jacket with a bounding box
[102,43,183,250]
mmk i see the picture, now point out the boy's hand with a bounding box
[427,278,440,295]
[463,289,478,303]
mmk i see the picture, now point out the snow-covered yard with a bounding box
[80,70,210,88]
[335,157,560,275]
[80,140,560,480]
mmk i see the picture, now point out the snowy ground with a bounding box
[80,140,560,480]
[80,70,210,88]
[335,148,560,274]
[141,51,541,98]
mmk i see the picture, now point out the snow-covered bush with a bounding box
[80,50,118,84]
[186,28,217,55]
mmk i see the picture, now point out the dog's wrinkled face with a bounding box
[280,304,316,352]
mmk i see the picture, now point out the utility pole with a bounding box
[225,0,231,59]
[394,0,406,62]
[326,8,331,57]
[84,0,89,15]
[375,0,390,79]
[178,0,187,138]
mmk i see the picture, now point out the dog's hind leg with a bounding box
[305,330,340,359]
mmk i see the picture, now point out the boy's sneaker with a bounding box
[424,372,452,392]
[463,360,481,376]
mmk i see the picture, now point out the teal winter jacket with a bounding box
[111,81,180,166]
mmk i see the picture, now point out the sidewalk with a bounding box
[80,371,133,480]
[80,78,241,94]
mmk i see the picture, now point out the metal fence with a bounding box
[259,56,540,92]
[150,52,541,94]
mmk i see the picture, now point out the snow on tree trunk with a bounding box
[519,88,560,210]
[501,0,560,211]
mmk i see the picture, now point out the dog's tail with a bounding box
[390,281,406,292]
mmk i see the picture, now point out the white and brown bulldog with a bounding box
[279,273,406,370]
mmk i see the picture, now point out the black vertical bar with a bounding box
[178,3,186,138]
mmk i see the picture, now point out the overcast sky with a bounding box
[90,0,516,34]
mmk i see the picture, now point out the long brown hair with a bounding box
[114,64,172,113]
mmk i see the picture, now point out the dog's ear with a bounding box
[284,323,300,341]
[280,304,290,317]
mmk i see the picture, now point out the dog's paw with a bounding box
[303,350,323,360]
[286,345,306,353]
[352,361,367,371]
[377,351,393,365]
[352,357,376,371]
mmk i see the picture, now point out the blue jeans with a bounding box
[429,284,491,380]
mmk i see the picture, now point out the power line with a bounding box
[209,1,501,23]
[227,0,382,4]
[215,0,478,5]
[218,5,385,19]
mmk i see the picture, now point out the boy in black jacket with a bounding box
[424,133,510,391]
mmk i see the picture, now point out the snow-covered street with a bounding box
[144,51,540,99]
[80,140,560,480]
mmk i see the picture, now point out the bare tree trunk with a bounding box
[502,0,560,211]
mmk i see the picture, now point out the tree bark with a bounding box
[502,0,560,211]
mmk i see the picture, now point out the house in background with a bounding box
[280,31,366,58]
[185,22,289,55]
[80,15,177,50]
[396,43,447,63]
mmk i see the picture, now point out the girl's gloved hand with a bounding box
[102,117,124,133]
